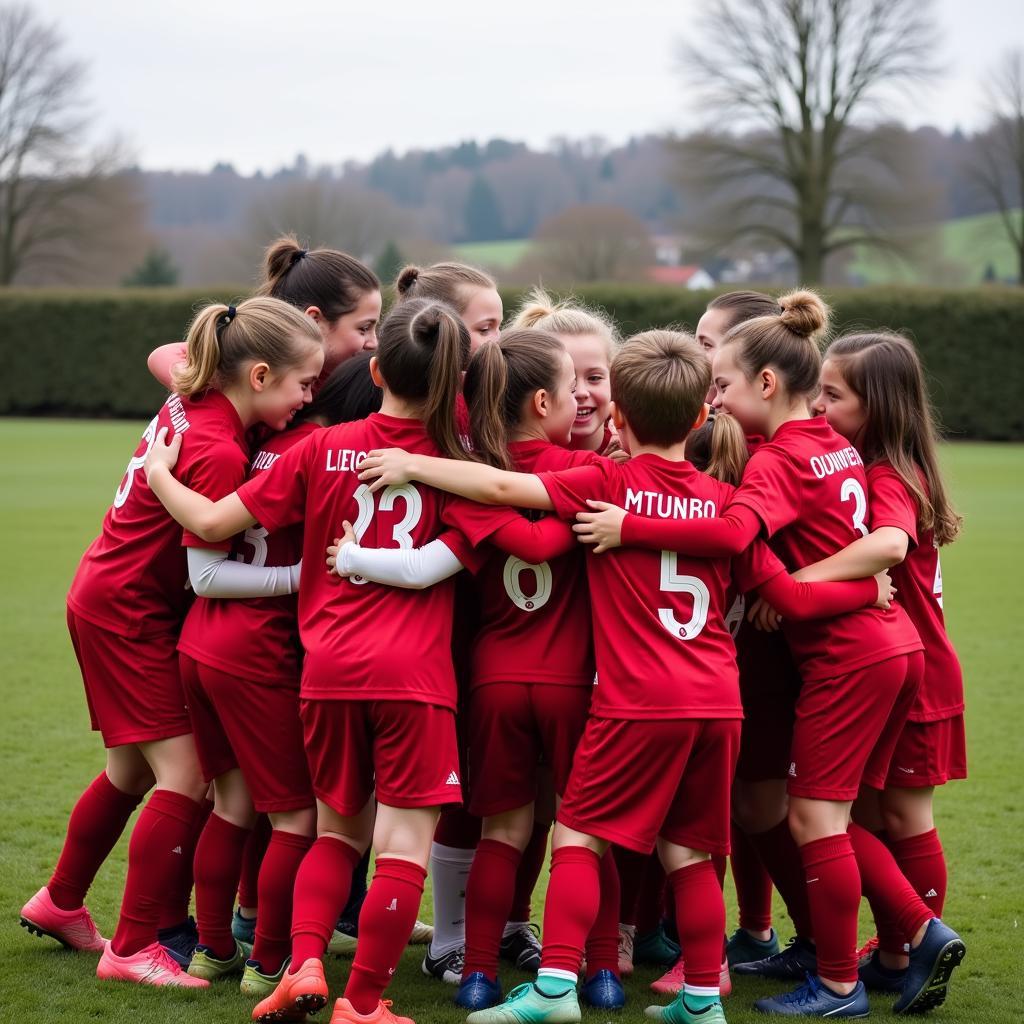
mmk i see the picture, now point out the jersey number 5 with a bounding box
[659,550,710,640]
[348,483,423,585]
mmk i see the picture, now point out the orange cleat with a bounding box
[252,957,329,1022]
[97,941,210,987]
[857,935,880,964]
[20,886,107,953]
[329,997,414,1024]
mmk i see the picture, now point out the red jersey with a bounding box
[68,391,249,638]
[730,418,922,682]
[463,440,601,690]
[539,455,781,720]
[867,462,964,721]
[177,421,321,688]
[237,413,475,707]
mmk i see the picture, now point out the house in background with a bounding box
[647,264,716,289]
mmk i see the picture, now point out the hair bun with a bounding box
[263,235,306,282]
[777,289,829,339]
[395,265,422,297]
[514,287,557,329]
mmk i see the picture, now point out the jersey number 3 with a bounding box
[348,483,423,585]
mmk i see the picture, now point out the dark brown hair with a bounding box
[173,296,321,397]
[611,330,710,447]
[375,298,471,461]
[395,262,496,315]
[825,332,962,545]
[294,352,382,426]
[724,288,830,398]
[685,413,750,486]
[707,290,780,331]
[258,235,380,322]
[463,329,568,471]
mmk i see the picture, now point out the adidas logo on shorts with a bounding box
[924,888,938,898]
[171,846,182,855]
[445,771,460,785]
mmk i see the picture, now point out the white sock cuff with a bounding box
[684,984,720,997]
[538,967,577,984]
[430,841,476,866]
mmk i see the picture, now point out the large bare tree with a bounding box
[0,3,137,284]
[677,0,940,282]
[970,50,1024,285]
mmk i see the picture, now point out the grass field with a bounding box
[1,419,1022,1023]
[453,240,531,270]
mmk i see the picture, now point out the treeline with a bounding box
[2,286,1020,441]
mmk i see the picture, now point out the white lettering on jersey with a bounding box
[325,448,368,473]
[808,446,863,479]
[624,488,717,519]
[251,450,280,472]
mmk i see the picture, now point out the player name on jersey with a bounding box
[166,394,191,436]
[325,448,368,473]
[809,445,863,479]
[624,488,717,519]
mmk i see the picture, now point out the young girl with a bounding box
[148,236,382,390]
[512,289,620,456]
[326,330,626,1013]
[20,298,324,989]
[795,332,965,1000]
[144,298,485,1024]
[573,293,965,1017]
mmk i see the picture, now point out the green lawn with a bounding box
[453,240,531,271]
[1,420,1021,1022]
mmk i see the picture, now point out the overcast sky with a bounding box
[31,0,1024,174]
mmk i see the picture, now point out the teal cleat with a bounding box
[634,924,681,967]
[726,927,780,966]
[466,981,581,1024]
[646,996,727,1023]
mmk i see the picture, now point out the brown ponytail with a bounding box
[375,298,471,461]
[173,296,321,397]
[684,415,748,485]
[258,234,380,322]
[463,329,568,471]
[724,288,830,398]
[394,261,495,315]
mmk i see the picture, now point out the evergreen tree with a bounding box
[375,241,405,285]
[123,247,179,287]
[463,176,504,242]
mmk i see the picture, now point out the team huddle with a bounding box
[19,240,968,1024]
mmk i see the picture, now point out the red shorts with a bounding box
[467,683,591,817]
[557,716,741,855]
[735,626,802,782]
[179,655,313,812]
[788,652,923,801]
[300,699,462,816]
[67,608,190,747]
[885,714,967,788]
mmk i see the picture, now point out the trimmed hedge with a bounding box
[1,285,1022,439]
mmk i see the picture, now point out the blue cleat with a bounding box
[858,949,905,993]
[733,936,817,980]
[754,975,869,1017]
[893,918,965,1014]
[231,907,256,947]
[157,915,198,969]
[727,926,780,966]
[456,971,504,1011]
[580,969,625,1010]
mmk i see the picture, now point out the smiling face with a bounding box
[558,332,612,450]
[812,358,867,444]
[540,350,580,445]
[711,343,769,436]
[459,286,503,353]
[252,340,324,431]
[318,289,383,370]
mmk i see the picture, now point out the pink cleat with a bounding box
[649,955,732,998]
[20,886,107,952]
[97,941,210,987]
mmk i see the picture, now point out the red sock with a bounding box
[584,850,620,979]
[508,822,549,923]
[252,829,313,975]
[613,846,647,925]
[749,819,813,938]
[799,834,860,985]
[849,824,933,951]
[731,822,773,933]
[889,829,947,917]
[668,860,724,988]
[194,813,250,959]
[290,836,362,971]
[158,796,213,929]
[539,845,601,975]
[237,815,272,910]
[464,839,521,979]
[344,858,427,1015]
[636,855,667,934]
[48,773,141,911]
[111,790,202,957]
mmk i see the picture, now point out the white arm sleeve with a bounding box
[187,547,301,598]
[337,538,464,590]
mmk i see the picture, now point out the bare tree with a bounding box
[525,205,654,283]
[970,50,1024,284]
[0,4,136,284]
[677,0,940,283]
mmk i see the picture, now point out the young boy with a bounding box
[355,331,885,1024]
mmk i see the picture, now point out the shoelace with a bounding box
[514,922,541,948]
[780,974,822,1006]
[151,945,186,979]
